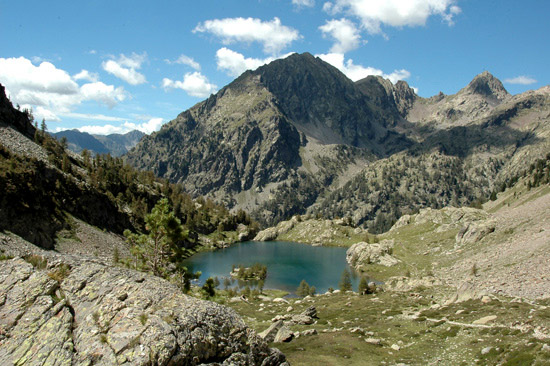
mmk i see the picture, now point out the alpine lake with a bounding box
[182,241,359,295]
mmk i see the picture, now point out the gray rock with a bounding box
[259,320,284,343]
[346,240,400,270]
[289,314,314,325]
[456,221,496,246]
[0,257,287,366]
[301,329,318,336]
[301,305,318,318]
[273,326,294,343]
[365,338,382,345]
[473,315,497,325]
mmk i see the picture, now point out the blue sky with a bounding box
[1,0,548,134]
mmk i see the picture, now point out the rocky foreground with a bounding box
[0,254,287,366]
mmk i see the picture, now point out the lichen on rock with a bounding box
[0,257,288,366]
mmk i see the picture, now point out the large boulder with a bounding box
[259,320,284,343]
[0,257,288,366]
[346,240,400,270]
[456,220,496,246]
[273,326,294,343]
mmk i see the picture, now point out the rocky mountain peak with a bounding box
[463,71,509,100]
[248,52,396,149]
[355,75,417,117]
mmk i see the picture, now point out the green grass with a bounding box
[221,286,550,365]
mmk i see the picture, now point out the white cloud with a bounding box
[73,69,99,82]
[215,48,272,77]
[80,82,127,108]
[35,106,62,122]
[293,0,315,7]
[194,17,300,55]
[75,118,164,135]
[166,54,201,70]
[319,18,362,53]
[317,52,410,82]
[324,0,461,34]
[215,48,295,77]
[0,57,79,95]
[504,76,537,85]
[162,72,217,98]
[102,53,147,85]
[0,57,128,122]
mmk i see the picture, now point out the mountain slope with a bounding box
[53,129,145,156]
[93,129,145,156]
[0,83,258,250]
[126,53,550,228]
[314,77,550,231]
[127,53,410,224]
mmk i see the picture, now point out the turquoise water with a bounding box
[181,241,359,294]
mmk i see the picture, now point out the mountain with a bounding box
[93,129,145,156]
[126,53,550,229]
[127,53,411,224]
[52,129,145,156]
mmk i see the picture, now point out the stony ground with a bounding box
[440,184,550,300]
[223,288,550,366]
[0,123,49,163]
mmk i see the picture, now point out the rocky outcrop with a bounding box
[391,207,488,233]
[455,220,496,246]
[254,216,367,246]
[0,257,287,366]
[0,83,36,139]
[387,276,442,292]
[254,217,297,242]
[355,76,417,118]
[346,240,399,270]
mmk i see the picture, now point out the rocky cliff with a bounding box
[0,254,287,365]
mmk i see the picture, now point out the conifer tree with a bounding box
[339,269,352,292]
[125,198,188,277]
[296,279,310,297]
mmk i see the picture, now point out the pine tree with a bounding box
[339,269,352,292]
[202,277,216,298]
[124,198,188,277]
[296,279,310,297]
[40,119,47,139]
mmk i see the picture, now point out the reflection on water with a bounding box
[182,241,360,294]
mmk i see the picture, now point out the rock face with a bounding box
[254,215,367,246]
[346,240,399,270]
[0,83,35,139]
[0,257,287,366]
[456,220,496,246]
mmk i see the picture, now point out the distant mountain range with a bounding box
[124,52,549,229]
[52,129,145,156]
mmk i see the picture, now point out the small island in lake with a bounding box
[231,263,268,281]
